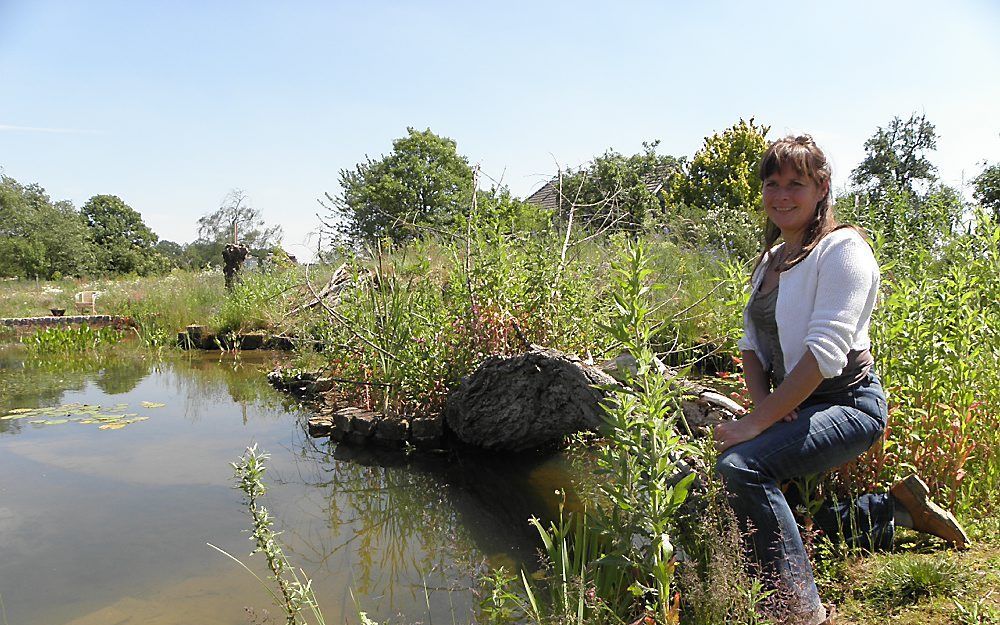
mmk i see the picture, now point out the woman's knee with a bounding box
[716,449,753,486]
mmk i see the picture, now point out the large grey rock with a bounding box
[445,348,617,453]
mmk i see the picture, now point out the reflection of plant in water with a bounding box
[280,446,484,605]
[173,353,294,418]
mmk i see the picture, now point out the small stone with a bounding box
[307,417,333,438]
[332,408,354,436]
[375,418,408,446]
[410,416,443,439]
[238,333,264,350]
[348,408,378,437]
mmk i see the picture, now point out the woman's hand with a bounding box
[713,415,766,453]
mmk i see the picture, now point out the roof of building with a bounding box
[524,166,672,210]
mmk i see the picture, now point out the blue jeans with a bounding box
[716,370,893,617]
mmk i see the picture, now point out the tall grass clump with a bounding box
[307,215,609,420]
[212,265,301,336]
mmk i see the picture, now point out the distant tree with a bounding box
[82,194,162,275]
[555,142,682,234]
[972,162,1000,220]
[840,115,966,263]
[836,183,964,264]
[153,240,186,268]
[0,176,95,278]
[851,113,938,199]
[662,118,770,259]
[326,127,474,246]
[197,189,282,254]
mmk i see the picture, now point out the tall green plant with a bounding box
[211,445,328,625]
[490,240,698,625]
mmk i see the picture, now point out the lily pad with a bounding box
[98,423,127,430]
[140,402,166,409]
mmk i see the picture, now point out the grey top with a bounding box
[748,284,785,386]
[749,281,874,394]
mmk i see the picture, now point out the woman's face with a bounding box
[762,164,829,244]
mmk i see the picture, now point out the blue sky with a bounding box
[1,0,998,259]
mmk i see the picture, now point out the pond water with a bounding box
[0,347,568,625]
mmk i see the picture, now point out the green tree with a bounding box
[153,240,186,268]
[0,176,95,278]
[326,127,474,245]
[82,194,162,275]
[836,183,964,266]
[972,162,1000,220]
[196,188,283,256]
[662,118,770,259]
[556,142,682,234]
[840,115,965,265]
[851,112,938,199]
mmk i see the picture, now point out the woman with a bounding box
[713,135,968,624]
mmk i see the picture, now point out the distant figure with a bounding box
[223,244,248,290]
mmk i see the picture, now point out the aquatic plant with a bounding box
[22,324,124,353]
[211,445,327,625]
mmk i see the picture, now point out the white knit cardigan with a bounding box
[737,228,880,379]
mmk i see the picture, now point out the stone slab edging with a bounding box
[1,315,125,328]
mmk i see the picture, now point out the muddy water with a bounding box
[0,347,568,625]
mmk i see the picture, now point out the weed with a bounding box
[210,445,327,625]
[953,595,1000,625]
[864,554,962,608]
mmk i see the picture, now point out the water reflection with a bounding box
[276,441,567,604]
[0,346,568,625]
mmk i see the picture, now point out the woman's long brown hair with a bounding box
[753,135,858,273]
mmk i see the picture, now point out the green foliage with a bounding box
[309,216,607,419]
[556,142,682,233]
[22,325,125,353]
[836,184,964,266]
[328,127,475,246]
[81,194,163,275]
[217,445,327,625]
[851,112,938,200]
[212,266,299,335]
[973,162,1000,220]
[952,596,1000,625]
[864,554,962,608]
[0,175,96,279]
[835,210,1000,513]
[662,118,770,259]
[489,241,697,625]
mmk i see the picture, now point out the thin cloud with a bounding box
[0,124,100,135]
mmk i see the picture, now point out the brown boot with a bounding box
[890,475,970,549]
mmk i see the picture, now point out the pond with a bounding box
[0,346,568,625]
